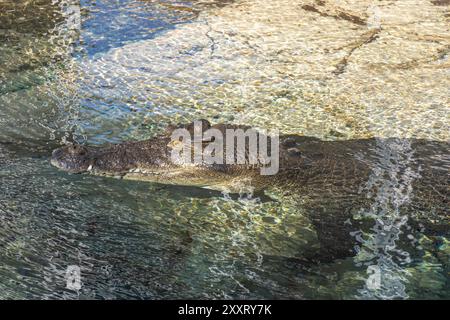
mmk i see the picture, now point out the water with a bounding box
[0,0,449,299]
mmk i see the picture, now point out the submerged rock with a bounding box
[75,0,449,141]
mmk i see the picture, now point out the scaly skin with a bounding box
[51,120,449,262]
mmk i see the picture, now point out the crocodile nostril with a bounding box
[68,146,76,155]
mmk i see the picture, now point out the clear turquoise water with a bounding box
[0,0,448,299]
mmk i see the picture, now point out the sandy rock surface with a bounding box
[78,0,449,140]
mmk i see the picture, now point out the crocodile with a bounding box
[51,120,449,262]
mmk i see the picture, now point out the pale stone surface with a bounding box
[78,0,450,141]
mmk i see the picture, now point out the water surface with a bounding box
[0,0,449,299]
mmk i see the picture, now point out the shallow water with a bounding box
[0,0,449,299]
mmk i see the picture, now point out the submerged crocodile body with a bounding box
[51,120,449,262]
